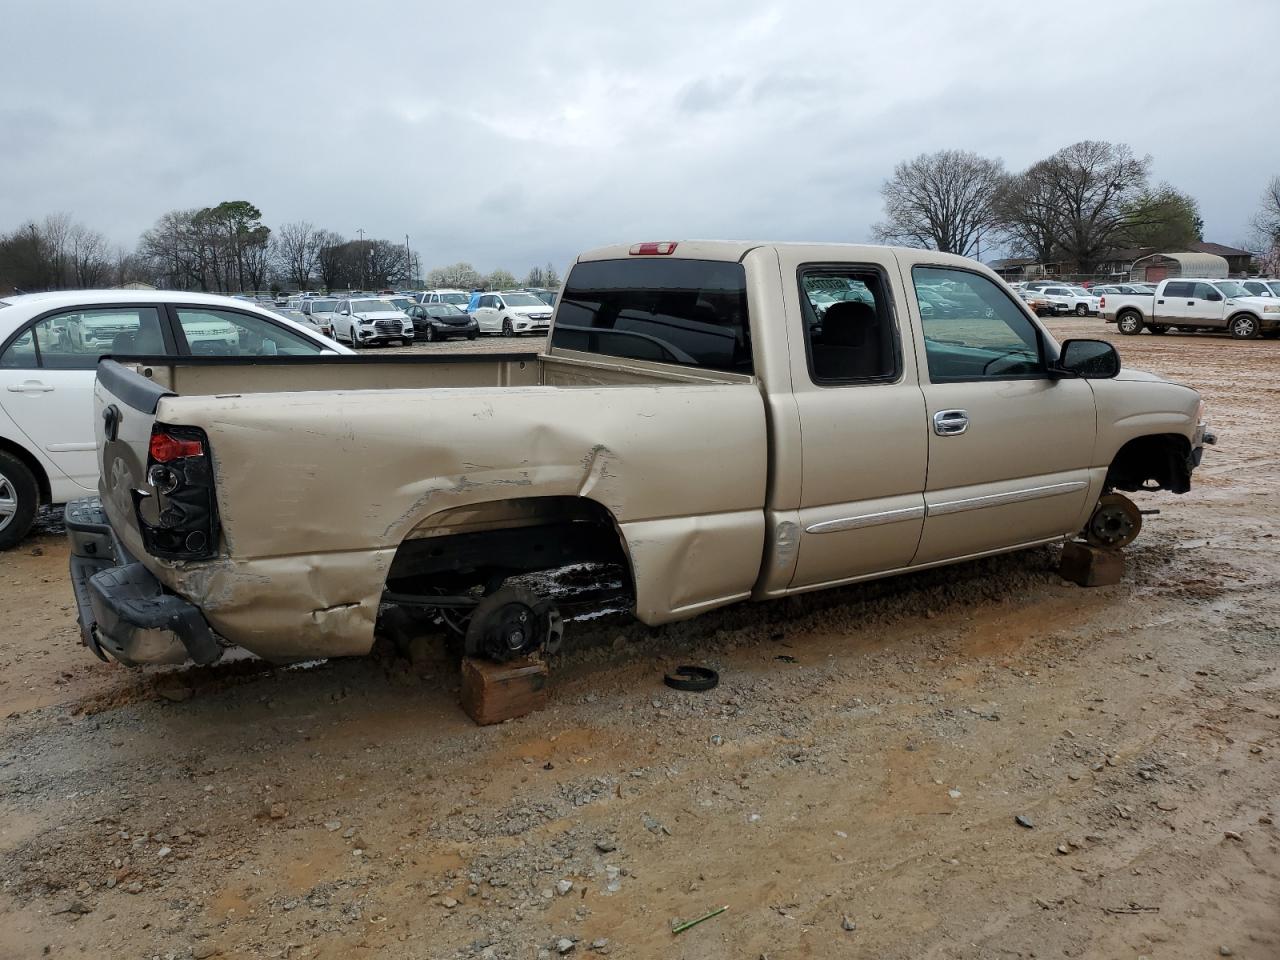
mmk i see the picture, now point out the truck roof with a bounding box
[575,240,984,268]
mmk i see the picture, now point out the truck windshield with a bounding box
[551,258,752,374]
[1214,281,1247,297]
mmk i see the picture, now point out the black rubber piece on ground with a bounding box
[663,665,719,692]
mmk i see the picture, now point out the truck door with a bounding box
[902,262,1097,565]
[1188,281,1227,327]
[1153,280,1193,325]
[772,249,928,591]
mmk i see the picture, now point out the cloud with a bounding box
[1,0,1277,272]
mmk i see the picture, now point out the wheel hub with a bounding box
[1085,493,1143,548]
[464,585,563,662]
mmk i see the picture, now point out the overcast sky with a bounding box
[4,0,1277,274]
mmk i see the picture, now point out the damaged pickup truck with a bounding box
[68,241,1215,667]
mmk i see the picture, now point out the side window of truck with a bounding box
[798,268,898,383]
[912,266,1045,382]
[1163,281,1193,298]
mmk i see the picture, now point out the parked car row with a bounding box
[1100,278,1280,339]
[281,288,559,346]
[1010,282,1101,317]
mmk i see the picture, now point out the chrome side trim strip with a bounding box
[806,505,926,535]
[927,480,1088,517]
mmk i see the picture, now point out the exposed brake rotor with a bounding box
[464,585,563,662]
[1085,493,1143,549]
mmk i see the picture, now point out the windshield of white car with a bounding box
[310,299,338,311]
[1214,281,1247,297]
[352,299,396,312]
[502,293,544,307]
[1070,287,1090,296]
[439,293,469,304]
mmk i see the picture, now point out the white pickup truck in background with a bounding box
[1100,278,1280,339]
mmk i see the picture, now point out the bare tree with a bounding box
[1250,175,1280,256]
[67,222,111,286]
[525,265,547,287]
[365,239,409,287]
[315,230,346,291]
[871,149,1005,256]
[276,221,322,290]
[994,168,1063,263]
[1029,141,1150,273]
[544,262,560,289]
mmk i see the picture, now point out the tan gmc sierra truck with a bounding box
[67,241,1215,667]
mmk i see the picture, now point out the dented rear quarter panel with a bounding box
[147,379,768,658]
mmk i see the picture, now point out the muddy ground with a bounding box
[1,319,1277,960]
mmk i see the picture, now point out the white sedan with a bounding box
[0,290,348,549]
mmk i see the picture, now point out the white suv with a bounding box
[332,298,414,347]
[1040,285,1099,317]
[472,291,555,336]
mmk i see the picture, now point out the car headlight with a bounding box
[1263,305,1280,314]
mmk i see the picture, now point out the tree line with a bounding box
[872,140,1274,274]
[0,202,560,295]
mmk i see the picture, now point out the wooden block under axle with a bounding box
[460,656,549,726]
[1059,541,1125,587]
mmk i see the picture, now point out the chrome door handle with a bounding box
[933,409,969,436]
[7,381,55,393]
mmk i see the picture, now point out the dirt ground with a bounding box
[1,319,1277,960]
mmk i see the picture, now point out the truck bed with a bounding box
[92,350,769,660]
[121,349,746,399]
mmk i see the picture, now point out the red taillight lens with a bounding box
[150,431,205,463]
[1098,296,1106,308]
[628,241,678,256]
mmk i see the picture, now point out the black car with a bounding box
[407,303,479,341]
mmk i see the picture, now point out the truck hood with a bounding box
[1114,368,1167,383]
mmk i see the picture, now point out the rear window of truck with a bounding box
[551,258,752,374]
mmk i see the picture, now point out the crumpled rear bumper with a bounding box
[66,497,222,667]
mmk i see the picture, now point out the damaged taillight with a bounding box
[135,425,220,561]
[149,432,205,463]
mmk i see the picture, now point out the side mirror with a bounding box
[1206,290,1223,302]
[1054,339,1119,379]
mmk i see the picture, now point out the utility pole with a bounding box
[357,228,366,290]
[404,234,412,287]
